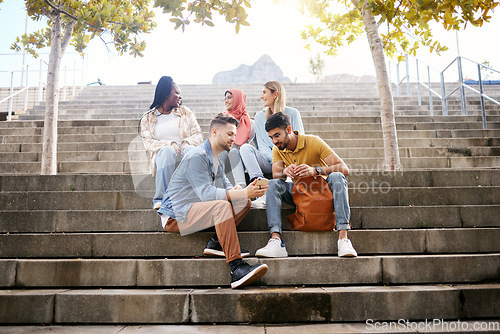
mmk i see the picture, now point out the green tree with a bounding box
[300,0,499,170]
[8,0,251,175]
[10,0,156,175]
[154,0,251,33]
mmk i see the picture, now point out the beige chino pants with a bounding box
[165,197,251,263]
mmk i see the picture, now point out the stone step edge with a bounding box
[1,255,498,288]
[1,207,498,233]
[1,229,499,257]
[0,284,498,324]
[2,322,500,334]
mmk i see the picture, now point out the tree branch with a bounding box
[60,19,77,55]
[43,0,78,21]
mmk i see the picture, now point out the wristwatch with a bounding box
[315,166,322,175]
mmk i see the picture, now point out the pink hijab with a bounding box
[226,89,251,146]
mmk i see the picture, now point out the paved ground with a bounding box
[1,321,500,334]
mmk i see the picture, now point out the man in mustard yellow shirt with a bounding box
[255,112,357,258]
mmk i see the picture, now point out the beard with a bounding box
[276,132,290,150]
[218,141,232,151]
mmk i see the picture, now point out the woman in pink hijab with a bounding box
[225,89,252,146]
[223,89,253,187]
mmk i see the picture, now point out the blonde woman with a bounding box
[240,81,304,208]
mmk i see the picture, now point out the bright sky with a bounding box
[1,0,500,87]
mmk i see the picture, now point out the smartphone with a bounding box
[254,177,269,186]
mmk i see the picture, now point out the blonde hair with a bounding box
[264,81,286,118]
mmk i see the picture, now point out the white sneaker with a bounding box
[251,195,266,209]
[255,238,288,258]
[338,238,357,257]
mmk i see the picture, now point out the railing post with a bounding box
[8,70,14,121]
[457,56,467,115]
[477,64,487,129]
[81,55,85,87]
[405,54,411,96]
[72,60,76,97]
[38,59,43,102]
[63,65,67,101]
[24,65,29,111]
[416,59,422,106]
[427,65,433,116]
[396,62,401,97]
[440,71,448,116]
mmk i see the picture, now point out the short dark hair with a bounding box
[210,113,239,131]
[265,112,290,132]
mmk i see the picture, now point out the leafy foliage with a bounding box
[154,0,251,33]
[300,0,499,62]
[11,0,156,58]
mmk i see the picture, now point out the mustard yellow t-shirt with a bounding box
[272,131,334,174]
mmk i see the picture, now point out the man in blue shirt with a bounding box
[159,113,269,289]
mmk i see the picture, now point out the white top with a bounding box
[154,111,181,143]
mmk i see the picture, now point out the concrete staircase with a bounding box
[0,83,499,327]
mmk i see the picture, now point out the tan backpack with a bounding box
[287,176,336,231]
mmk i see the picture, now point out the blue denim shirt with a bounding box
[159,139,233,222]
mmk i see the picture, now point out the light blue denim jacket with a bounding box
[159,139,232,222]
[253,106,305,162]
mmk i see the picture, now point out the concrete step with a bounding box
[20,107,498,118]
[0,151,148,163]
[346,156,500,170]
[1,229,498,258]
[25,105,499,116]
[22,110,497,121]
[3,115,500,128]
[1,204,498,233]
[1,137,499,155]
[3,121,500,137]
[324,137,500,148]
[29,103,492,113]
[0,161,135,174]
[0,156,500,175]
[1,186,499,210]
[1,146,498,163]
[2,170,499,191]
[2,155,498,174]
[0,284,498,324]
[310,129,500,139]
[1,254,498,288]
[305,122,500,131]
[2,129,500,144]
[2,135,500,151]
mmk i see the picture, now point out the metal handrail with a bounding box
[394,54,411,96]
[440,56,500,128]
[392,54,500,129]
[415,59,442,116]
[0,63,36,121]
[1,55,85,121]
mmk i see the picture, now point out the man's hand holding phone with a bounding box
[246,177,268,198]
